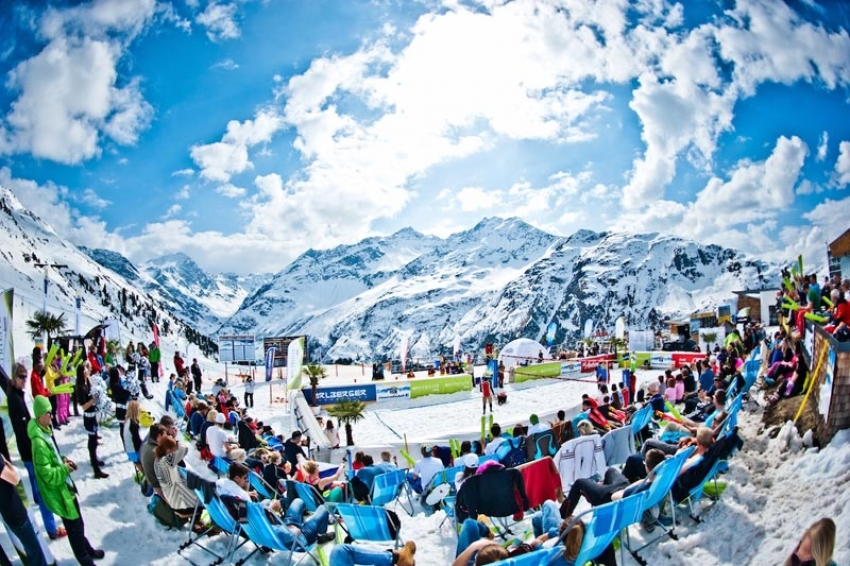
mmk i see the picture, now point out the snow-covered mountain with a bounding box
[79,248,270,335]
[220,218,779,361]
[0,187,216,357]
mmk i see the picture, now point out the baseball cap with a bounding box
[215,413,226,424]
[462,453,479,469]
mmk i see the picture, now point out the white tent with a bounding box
[498,338,546,370]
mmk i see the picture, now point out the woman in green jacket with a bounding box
[28,395,104,566]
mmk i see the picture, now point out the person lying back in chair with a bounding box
[217,462,335,547]
[451,513,585,566]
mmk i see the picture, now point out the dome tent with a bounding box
[498,338,546,370]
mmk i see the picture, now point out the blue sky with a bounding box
[0,0,849,275]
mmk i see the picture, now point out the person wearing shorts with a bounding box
[482,376,493,414]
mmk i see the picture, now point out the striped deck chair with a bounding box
[491,547,563,565]
[560,492,646,566]
[625,446,695,563]
[248,469,276,501]
[240,501,328,566]
[370,469,414,516]
[334,503,403,549]
[211,456,230,478]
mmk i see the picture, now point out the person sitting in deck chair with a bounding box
[406,444,444,495]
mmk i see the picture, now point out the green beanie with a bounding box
[33,395,52,418]
[529,414,539,425]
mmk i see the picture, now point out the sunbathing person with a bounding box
[329,541,416,566]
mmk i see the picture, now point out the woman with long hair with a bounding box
[784,518,836,566]
[123,400,144,475]
[75,363,108,479]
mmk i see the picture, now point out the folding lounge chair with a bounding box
[240,501,328,566]
[438,495,456,531]
[672,428,743,523]
[248,470,276,501]
[334,503,403,549]
[179,471,258,566]
[601,425,634,466]
[212,456,230,478]
[370,469,415,516]
[455,466,530,539]
[625,446,695,565]
[560,491,646,566]
[526,429,559,461]
[629,404,654,450]
[289,480,330,513]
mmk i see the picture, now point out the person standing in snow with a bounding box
[190,358,203,394]
[28,395,105,566]
[6,362,64,541]
[75,364,109,479]
[148,342,161,383]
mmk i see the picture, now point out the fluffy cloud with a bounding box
[216,183,246,198]
[190,109,283,182]
[817,131,829,162]
[196,2,241,42]
[835,141,850,188]
[0,0,156,164]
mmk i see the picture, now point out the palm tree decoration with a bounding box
[701,332,718,353]
[25,311,67,346]
[327,399,366,446]
[302,362,328,407]
[610,337,627,357]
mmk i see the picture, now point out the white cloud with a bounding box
[624,135,809,254]
[835,140,850,188]
[212,58,239,70]
[216,183,246,198]
[816,131,828,161]
[196,2,241,42]
[190,108,282,182]
[175,186,191,200]
[0,0,156,164]
[171,168,195,177]
[80,188,110,209]
[163,204,182,218]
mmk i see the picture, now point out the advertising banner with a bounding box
[376,383,411,400]
[579,354,616,373]
[409,375,472,399]
[560,361,582,376]
[672,352,706,368]
[302,384,377,406]
[648,352,674,369]
[819,349,836,421]
[514,361,561,382]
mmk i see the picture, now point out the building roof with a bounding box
[829,228,850,259]
[732,288,781,296]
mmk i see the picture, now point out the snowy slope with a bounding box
[221,219,777,361]
[81,248,270,335]
[0,187,214,357]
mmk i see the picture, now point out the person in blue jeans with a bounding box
[269,498,333,548]
[451,514,584,566]
[328,541,416,566]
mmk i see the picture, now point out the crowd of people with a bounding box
[1,261,845,565]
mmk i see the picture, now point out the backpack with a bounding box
[496,436,527,468]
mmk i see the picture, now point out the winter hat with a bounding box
[33,395,52,418]
[462,453,479,469]
[215,413,226,424]
[529,414,539,425]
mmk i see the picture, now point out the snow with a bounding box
[5,363,849,566]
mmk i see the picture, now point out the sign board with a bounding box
[628,330,654,353]
[263,336,308,368]
[560,361,582,376]
[376,383,411,400]
[819,349,836,421]
[409,375,472,398]
[218,334,255,363]
[302,384,377,406]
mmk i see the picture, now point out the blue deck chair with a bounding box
[248,469,275,501]
[290,480,324,513]
[491,546,563,565]
[672,428,742,523]
[334,503,403,548]
[569,411,590,435]
[179,471,229,565]
[438,495,456,531]
[478,454,500,467]
[561,491,646,566]
[625,446,695,560]
[240,501,327,566]
[370,469,414,516]
[629,405,654,450]
[211,456,230,478]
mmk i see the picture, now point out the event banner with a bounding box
[0,289,12,376]
[376,383,411,400]
[302,384,377,406]
[409,375,471,399]
[560,361,582,375]
[514,361,561,383]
